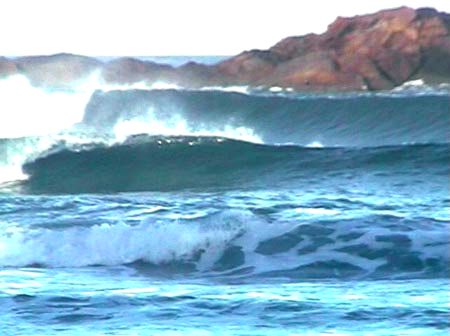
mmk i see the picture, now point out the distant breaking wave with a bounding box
[83,88,450,147]
[0,73,448,189]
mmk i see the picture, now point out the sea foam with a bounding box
[0,209,447,279]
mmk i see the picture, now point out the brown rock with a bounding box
[0,57,18,78]
[268,51,364,91]
[15,53,101,88]
[102,58,223,88]
[414,8,450,82]
[336,54,393,90]
[216,6,450,91]
[101,57,174,84]
[175,62,223,87]
[217,50,280,84]
[269,34,322,60]
[324,7,422,86]
[416,35,450,83]
[2,6,449,91]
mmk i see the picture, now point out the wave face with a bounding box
[82,89,450,147]
[20,137,450,194]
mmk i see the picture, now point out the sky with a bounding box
[2,0,450,56]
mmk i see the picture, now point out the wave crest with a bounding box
[18,136,449,194]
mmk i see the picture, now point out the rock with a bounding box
[325,7,422,87]
[102,58,223,88]
[336,54,394,90]
[101,57,174,84]
[414,8,450,83]
[1,6,449,91]
[216,6,450,90]
[269,34,324,63]
[267,51,365,91]
[15,53,101,88]
[417,36,450,83]
[217,50,281,84]
[175,62,223,87]
[0,57,18,78]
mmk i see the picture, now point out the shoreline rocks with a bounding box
[217,7,450,91]
[1,7,449,91]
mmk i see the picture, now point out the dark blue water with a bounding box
[0,59,449,335]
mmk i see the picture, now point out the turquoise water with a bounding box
[0,269,448,335]
[0,56,449,335]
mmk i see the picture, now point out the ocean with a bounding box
[0,56,449,335]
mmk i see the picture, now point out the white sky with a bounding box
[1,0,449,56]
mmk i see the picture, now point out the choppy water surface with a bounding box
[0,58,449,334]
[1,271,448,335]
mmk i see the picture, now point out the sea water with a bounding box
[0,56,449,335]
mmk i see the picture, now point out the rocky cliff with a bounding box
[218,6,450,90]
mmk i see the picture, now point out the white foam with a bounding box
[0,72,258,145]
[99,79,181,92]
[390,78,450,96]
[200,85,250,94]
[306,141,324,148]
[395,79,425,88]
[113,106,263,144]
[0,131,115,185]
[0,74,105,183]
[0,75,91,139]
[83,71,249,94]
[269,86,283,93]
[0,210,251,268]
[0,73,265,184]
[0,207,447,277]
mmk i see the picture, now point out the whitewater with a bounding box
[0,58,449,335]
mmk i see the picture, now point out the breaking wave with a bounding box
[0,74,448,191]
[0,209,447,279]
[0,72,448,282]
[18,137,450,194]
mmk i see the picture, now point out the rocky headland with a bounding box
[1,6,449,91]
